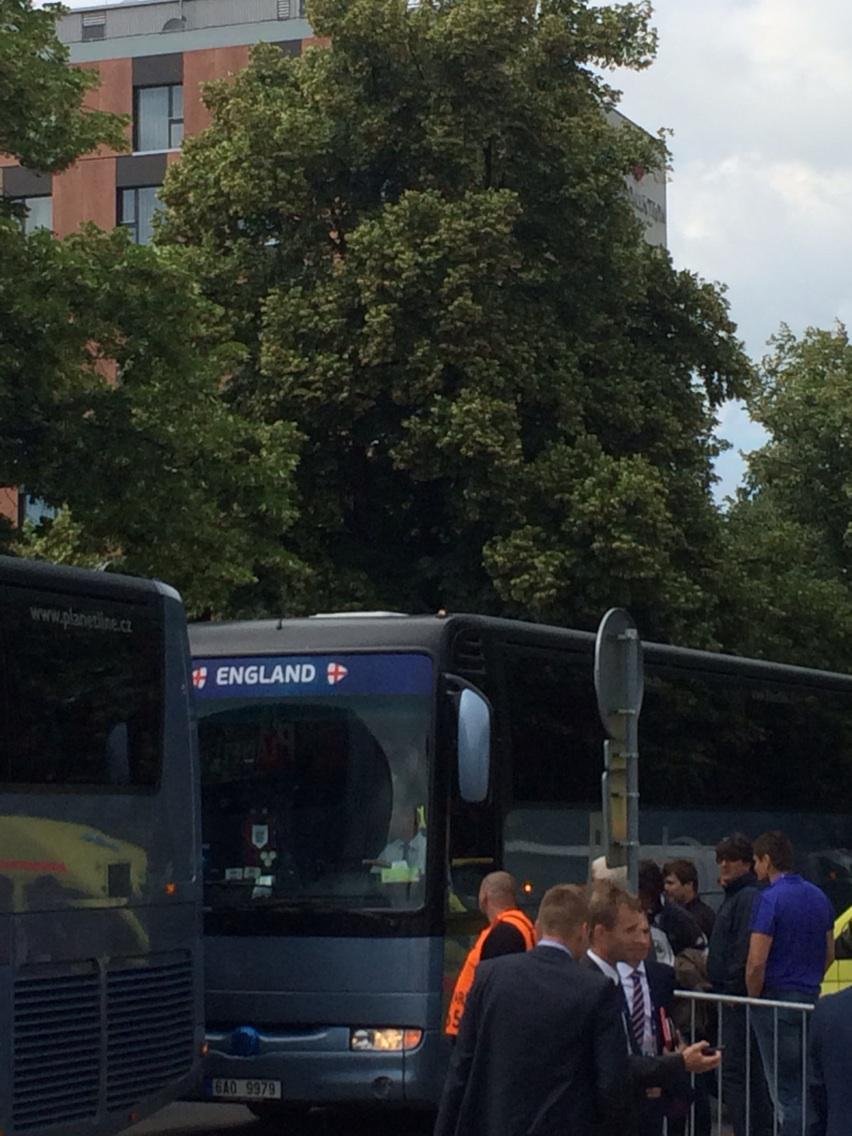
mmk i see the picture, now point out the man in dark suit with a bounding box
[807,986,852,1136]
[618,911,684,1136]
[434,883,630,1136]
[585,882,720,1136]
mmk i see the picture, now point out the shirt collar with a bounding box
[538,938,573,958]
[617,960,647,981]
[586,950,620,984]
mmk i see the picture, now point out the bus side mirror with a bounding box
[455,684,492,804]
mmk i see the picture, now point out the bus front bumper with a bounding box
[199,1025,446,1107]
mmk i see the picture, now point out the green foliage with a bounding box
[0,0,127,173]
[1,4,302,613]
[3,223,303,613]
[721,326,852,669]
[160,0,750,634]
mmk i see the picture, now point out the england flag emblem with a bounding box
[327,661,348,686]
[192,666,208,690]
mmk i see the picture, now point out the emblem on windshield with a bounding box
[327,661,349,685]
[192,666,208,690]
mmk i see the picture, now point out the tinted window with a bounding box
[0,585,163,787]
[501,644,852,911]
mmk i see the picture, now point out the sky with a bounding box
[613,0,852,498]
[51,0,852,498]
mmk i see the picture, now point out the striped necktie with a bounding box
[630,969,645,1051]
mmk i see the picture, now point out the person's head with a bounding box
[478,871,519,922]
[590,855,628,885]
[388,806,418,842]
[588,881,646,965]
[638,860,664,916]
[622,912,653,969]
[752,831,794,881]
[715,833,754,887]
[535,884,590,957]
[663,859,699,905]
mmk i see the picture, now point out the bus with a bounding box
[191,612,852,1117]
[0,556,204,1136]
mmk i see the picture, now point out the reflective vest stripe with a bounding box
[445,908,535,1036]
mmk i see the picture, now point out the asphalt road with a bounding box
[122,1102,435,1136]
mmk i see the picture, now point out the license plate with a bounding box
[208,1077,283,1101]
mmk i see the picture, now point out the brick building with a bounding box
[0,0,321,524]
[0,0,665,526]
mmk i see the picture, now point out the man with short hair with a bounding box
[707,833,773,1136]
[663,858,716,939]
[445,871,535,1037]
[435,884,630,1136]
[639,860,706,964]
[585,882,720,1136]
[746,831,835,1136]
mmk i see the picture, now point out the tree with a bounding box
[160,0,752,635]
[3,225,302,612]
[1,1,303,612]
[0,0,126,174]
[720,325,852,669]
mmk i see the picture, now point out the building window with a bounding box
[119,186,163,245]
[134,84,183,152]
[82,11,106,41]
[12,195,53,235]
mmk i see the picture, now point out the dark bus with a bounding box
[192,613,852,1116]
[0,556,204,1136]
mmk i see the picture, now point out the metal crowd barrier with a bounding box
[667,989,815,1136]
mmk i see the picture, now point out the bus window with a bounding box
[196,656,433,913]
[499,643,852,909]
[1,585,162,787]
[502,646,601,896]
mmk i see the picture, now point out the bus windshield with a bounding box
[195,652,433,912]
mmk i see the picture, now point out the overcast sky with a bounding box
[614,0,852,497]
[53,0,851,498]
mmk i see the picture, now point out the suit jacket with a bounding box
[582,952,688,1134]
[643,957,677,1052]
[434,945,630,1136]
[807,986,852,1136]
[630,959,683,1136]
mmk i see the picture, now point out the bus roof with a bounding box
[189,612,852,693]
[0,554,180,604]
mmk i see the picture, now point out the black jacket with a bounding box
[707,871,762,994]
[435,945,630,1136]
[808,985,852,1136]
[582,953,689,1136]
[656,900,706,954]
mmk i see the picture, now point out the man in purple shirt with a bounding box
[746,831,834,1136]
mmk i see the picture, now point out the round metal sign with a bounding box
[594,608,644,744]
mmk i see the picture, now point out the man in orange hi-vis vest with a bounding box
[446,871,535,1036]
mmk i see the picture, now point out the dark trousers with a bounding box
[751,991,812,1136]
[720,1002,774,1136]
[637,1094,665,1136]
[667,1079,711,1136]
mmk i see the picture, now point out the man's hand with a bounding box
[681,1042,722,1075]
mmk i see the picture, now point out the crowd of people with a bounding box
[436,831,842,1136]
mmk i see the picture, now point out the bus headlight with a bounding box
[349,1028,423,1052]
